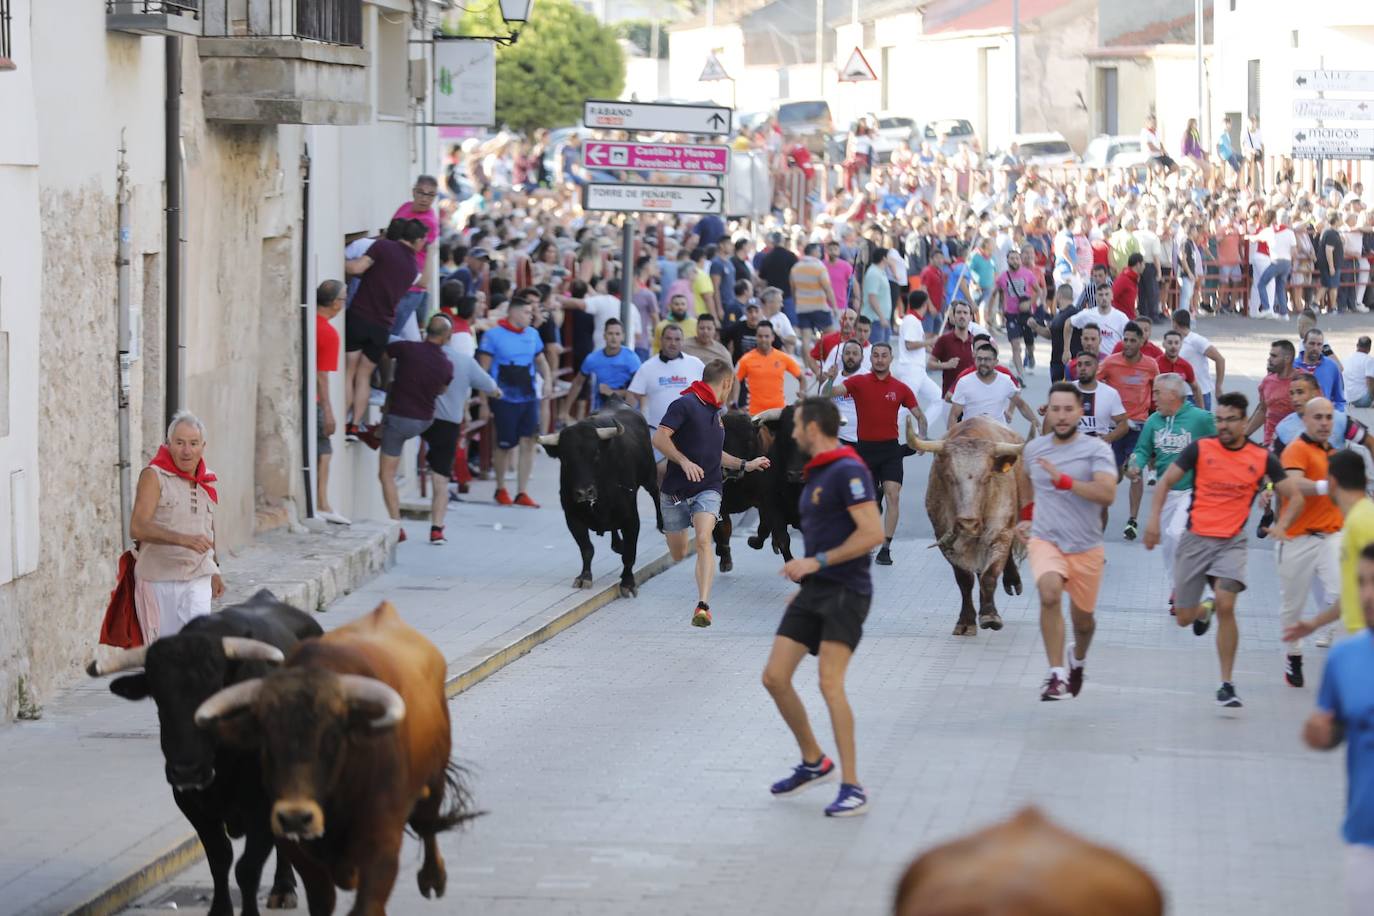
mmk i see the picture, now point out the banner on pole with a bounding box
[434,40,496,127]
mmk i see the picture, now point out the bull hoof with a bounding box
[417,860,447,899]
[618,583,638,599]
[265,889,298,910]
[952,622,978,636]
[573,576,593,589]
[1003,579,1022,596]
[747,535,765,550]
[979,612,1004,631]
[719,557,733,573]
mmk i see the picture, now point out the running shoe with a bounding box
[429,527,447,546]
[494,488,513,506]
[514,492,540,508]
[345,423,362,443]
[1040,671,1069,701]
[1122,518,1139,541]
[770,756,836,796]
[1193,597,1215,636]
[1284,654,1304,688]
[875,546,893,566]
[1315,628,1334,648]
[1146,471,1158,486]
[1216,682,1243,708]
[824,783,869,817]
[691,602,712,628]
[397,528,407,544]
[1067,662,1085,697]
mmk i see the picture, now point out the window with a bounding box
[375,11,408,117]
[1097,67,1118,135]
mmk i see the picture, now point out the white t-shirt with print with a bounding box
[1074,381,1126,438]
[1071,307,1130,356]
[628,354,705,427]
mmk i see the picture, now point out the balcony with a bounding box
[106,0,204,38]
[197,0,370,125]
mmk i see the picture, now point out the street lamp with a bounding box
[447,0,534,45]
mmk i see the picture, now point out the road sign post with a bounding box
[583,100,732,135]
[1291,127,1374,159]
[583,141,730,175]
[583,183,724,216]
[1293,70,1374,93]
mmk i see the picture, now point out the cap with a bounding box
[745,300,762,310]
[469,248,491,260]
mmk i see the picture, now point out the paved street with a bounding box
[126,314,1370,916]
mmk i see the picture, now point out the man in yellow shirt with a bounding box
[1284,450,1374,642]
[688,253,719,320]
[654,293,697,353]
[735,323,802,416]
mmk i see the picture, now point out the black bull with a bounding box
[540,398,663,597]
[87,589,323,915]
[715,406,807,570]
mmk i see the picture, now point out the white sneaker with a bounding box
[318,510,352,526]
[1356,305,1370,314]
[1315,628,1334,648]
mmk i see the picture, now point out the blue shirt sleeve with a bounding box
[1317,650,1343,718]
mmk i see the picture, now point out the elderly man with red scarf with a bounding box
[653,359,771,628]
[129,411,224,643]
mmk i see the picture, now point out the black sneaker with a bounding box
[429,526,447,546]
[1123,518,1139,541]
[875,546,893,566]
[1216,682,1243,708]
[1193,597,1215,636]
[1067,662,1085,697]
[1284,654,1304,688]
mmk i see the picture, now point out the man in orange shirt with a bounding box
[736,322,803,415]
[1277,397,1345,689]
[1096,321,1159,540]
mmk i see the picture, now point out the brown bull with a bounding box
[195,602,476,915]
[907,416,1024,636]
[893,807,1164,916]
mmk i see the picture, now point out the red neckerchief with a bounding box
[498,319,523,333]
[149,445,218,503]
[683,380,721,408]
[803,444,863,478]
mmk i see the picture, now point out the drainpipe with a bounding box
[164,36,183,428]
[116,132,134,549]
[299,144,315,518]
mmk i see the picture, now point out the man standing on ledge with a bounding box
[763,397,883,818]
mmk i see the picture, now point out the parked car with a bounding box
[774,98,834,156]
[1082,134,1150,169]
[1003,131,1079,167]
[922,118,980,158]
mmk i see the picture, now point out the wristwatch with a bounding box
[815,551,829,569]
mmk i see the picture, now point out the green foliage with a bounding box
[617,19,668,58]
[449,0,626,134]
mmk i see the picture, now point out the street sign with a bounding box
[699,52,730,82]
[1292,98,1374,121]
[583,141,730,175]
[1293,70,1374,93]
[433,40,496,127]
[583,100,732,136]
[838,47,876,83]
[583,182,724,215]
[1291,127,1374,159]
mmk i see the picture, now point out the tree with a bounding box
[450,0,625,134]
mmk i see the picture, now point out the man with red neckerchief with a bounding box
[653,359,770,629]
[762,397,883,819]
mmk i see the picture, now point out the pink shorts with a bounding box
[1028,538,1105,612]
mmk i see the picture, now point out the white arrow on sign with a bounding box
[1291,127,1374,159]
[1293,70,1374,93]
[583,182,724,215]
[699,52,730,82]
[838,46,877,83]
[583,100,732,136]
[1293,98,1374,121]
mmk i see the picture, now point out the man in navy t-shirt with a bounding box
[652,359,770,629]
[762,397,884,819]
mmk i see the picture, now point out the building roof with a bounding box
[920,0,1079,34]
[667,0,772,31]
[1103,7,1211,46]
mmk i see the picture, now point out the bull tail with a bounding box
[409,761,485,837]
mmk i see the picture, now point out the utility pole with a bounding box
[1195,0,1204,149]
[816,0,824,97]
[1012,0,1021,133]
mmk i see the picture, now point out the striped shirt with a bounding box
[791,257,832,314]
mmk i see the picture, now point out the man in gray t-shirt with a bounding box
[1015,382,1120,702]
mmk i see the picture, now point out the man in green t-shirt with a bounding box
[1127,372,1217,610]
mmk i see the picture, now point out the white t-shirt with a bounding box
[822,340,872,377]
[767,311,797,348]
[628,353,706,427]
[585,294,643,353]
[885,248,909,285]
[832,369,863,443]
[951,371,1019,421]
[1074,381,1126,438]
[1344,350,1373,396]
[1071,307,1130,356]
[895,313,929,373]
[1140,126,1163,155]
[1178,330,1216,395]
[1267,226,1297,262]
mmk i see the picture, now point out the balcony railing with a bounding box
[106,0,201,14]
[106,0,202,37]
[202,0,362,46]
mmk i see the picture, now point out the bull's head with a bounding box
[759,406,807,483]
[87,636,285,792]
[193,668,405,841]
[538,421,623,506]
[907,418,1023,538]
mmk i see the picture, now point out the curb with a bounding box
[63,543,684,916]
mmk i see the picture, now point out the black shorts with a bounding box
[345,314,390,364]
[421,418,462,478]
[855,439,907,486]
[1111,425,1141,469]
[777,577,872,655]
[1004,313,1029,338]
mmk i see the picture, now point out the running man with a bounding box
[1016,382,1119,701]
[1144,392,1303,708]
[762,397,884,817]
[653,359,770,628]
[823,342,923,566]
[1284,451,1374,642]
[948,343,1038,433]
[735,322,803,415]
[1097,321,1160,540]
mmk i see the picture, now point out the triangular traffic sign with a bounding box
[838,47,877,82]
[699,52,730,82]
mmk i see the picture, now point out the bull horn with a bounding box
[993,441,1026,458]
[339,675,406,729]
[194,678,263,727]
[751,408,783,425]
[594,422,624,440]
[221,637,285,664]
[905,417,944,454]
[537,431,560,447]
[86,645,149,677]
